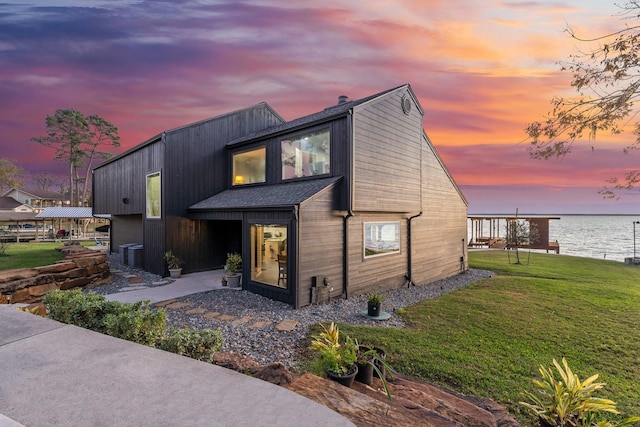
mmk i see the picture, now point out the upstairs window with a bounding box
[146,171,161,218]
[233,147,266,186]
[281,129,330,180]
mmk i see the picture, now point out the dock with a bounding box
[468,216,560,254]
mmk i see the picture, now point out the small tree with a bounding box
[0,158,25,193]
[31,109,120,206]
[506,218,540,265]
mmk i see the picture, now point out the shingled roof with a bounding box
[227,84,408,147]
[189,177,342,211]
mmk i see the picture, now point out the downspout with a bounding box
[406,126,426,287]
[293,204,301,308]
[406,211,422,287]
[342,110,355,300]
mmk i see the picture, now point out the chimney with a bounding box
[338,95,348,104]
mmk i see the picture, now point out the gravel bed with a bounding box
[91,258,493,368]
[159,268,495,369]
[87,253,174,296]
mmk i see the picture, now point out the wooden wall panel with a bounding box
[93,140,163,216]
[298,185,344,307]
[346,214,408,297]
[352,89,422,213]
[410,135,468,284]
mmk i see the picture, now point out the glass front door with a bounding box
[250,224,287,288]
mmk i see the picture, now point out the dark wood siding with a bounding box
[111,215,143,253]
[93,139,163,216]
[163,104,284,273]
[298,184,344,307]
[352,89,422,212]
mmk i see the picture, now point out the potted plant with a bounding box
[367,292,385,317]
[355,341,394,399]
[310,322,358,387]
[164,250,183,278]
[225,252,242,287]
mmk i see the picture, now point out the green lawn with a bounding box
[330,251,640,424]
[0,241,94,270]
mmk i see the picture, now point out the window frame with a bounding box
[232,146,266,186]
[280,127,331,181]
[145,171,162,219]
[363,221,401,259]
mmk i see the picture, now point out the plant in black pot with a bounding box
[355,341,394,400]
[310,322,358,387]
[367,292,385,317]
[225,252,242,287]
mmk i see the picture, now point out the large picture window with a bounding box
[146,171,161,218]
[233,147,266,186]
[364,222,400,258]
[250,224,288,288]
[281,129,330,180]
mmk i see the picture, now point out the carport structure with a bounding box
[35,207,110,241]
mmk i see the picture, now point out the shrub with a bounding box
[44,289,114,332]
[159,327,223,363]
[43,289,167,346]
[103,301,167,346]
[520,358,640,426]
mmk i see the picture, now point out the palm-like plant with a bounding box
[520,358,640,426]
[310,322,356,376]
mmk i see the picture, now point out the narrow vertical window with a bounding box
[146,171,161,218]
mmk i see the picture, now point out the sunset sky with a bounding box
[2,0,639,214]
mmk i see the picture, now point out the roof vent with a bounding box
[338,95,348,104]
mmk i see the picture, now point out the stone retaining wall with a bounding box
[0,243,111,304]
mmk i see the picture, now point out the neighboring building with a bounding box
[93,84,468,307]
[0,196,34,212]
[1,189,68,212]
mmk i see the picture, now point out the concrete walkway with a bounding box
[0,272,355,426]
[105,269,230,304]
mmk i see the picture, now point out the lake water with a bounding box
[469,215,640,263]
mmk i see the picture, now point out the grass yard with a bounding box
[0,241,94,270]
[331,250,640,424]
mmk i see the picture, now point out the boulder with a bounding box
[254,362,293,385]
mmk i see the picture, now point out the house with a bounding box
[1,188,68,212]
[0,196,34,213]
[93,84,469,308]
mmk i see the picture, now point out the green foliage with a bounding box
[310,322,356,376]
[103,301,167,346]
[159,327,223,363]
[225,252,242,275]
[355,341,395,400]
[525,2,640,198]
[31,109,120,206]
[0,241,93,269]
[367,292,385,305]
[44,289,115,331]
[0,157,25,193]
[163,250,183,269]
[326,251,640,424]
[520,358,640,426]
[0,239,10,257]
[43,289,167,346]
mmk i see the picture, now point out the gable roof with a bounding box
[94,102,284,170]
[1,188,64,201]
[227,84,415,147]
[0,197,22,210]
[189,177,342,211]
